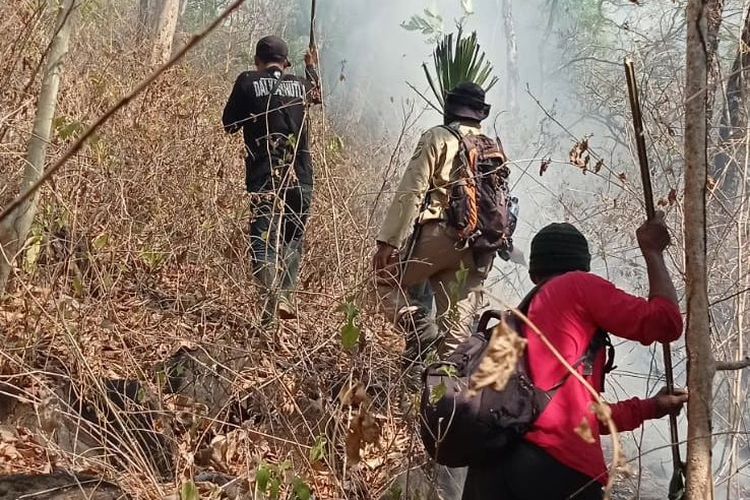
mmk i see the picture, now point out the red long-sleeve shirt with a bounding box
[523,271,683,484]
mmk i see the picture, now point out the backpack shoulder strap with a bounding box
[439,124,464,142]
[479,280,549,340]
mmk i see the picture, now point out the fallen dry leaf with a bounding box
[592,402,613,426]
[339,381,370,408]
[574,417,595,444]
[345,407,381,463]
[539,158,551,177]
[469,320,526,397]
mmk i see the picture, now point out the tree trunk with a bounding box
[150,0,180,66]
[501,0,520,118]
[0,0,78,294]
[684,1,716,499]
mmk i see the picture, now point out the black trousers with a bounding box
[461,441,604,500]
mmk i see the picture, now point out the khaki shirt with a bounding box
[377,121,482,249]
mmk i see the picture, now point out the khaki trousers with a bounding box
[378,221,490,358]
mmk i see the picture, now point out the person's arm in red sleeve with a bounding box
[599,398,658,434]
[600,388,688,434]
[574,274,682,345]
[575,212,683,345]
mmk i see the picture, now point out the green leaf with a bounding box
[455,264,469,289]
[309,435,327,463]
[269,477,281,500]
[53,116,86,141]
[23,235,43,273]
[342,321,360,351]
[439,365,459,378]
[292,477,313,500]
[287,133,298,150]
[388,483,403,500]
[419,29,498,108]
[256,464,271,494]
[141,249,165,270]
[338,299,360,323]
[72,275,85,297]
[92,233,109,251]
[180,480,199,500]
[430,381,447,404]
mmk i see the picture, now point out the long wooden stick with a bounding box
[309,0,317,50]
[625,57,684,500]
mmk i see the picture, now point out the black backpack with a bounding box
[419,285,615,468]
[441,126,514,255]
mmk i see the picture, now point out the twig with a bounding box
[405,81,443,114]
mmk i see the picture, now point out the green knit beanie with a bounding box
[529,223,591,277]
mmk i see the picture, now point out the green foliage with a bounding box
[309,435,327,463]
[327,136,345,154]
[255,462,313,499]
[71,275,85,297]
[439,364,459,378]
[339,299,361,351]
[180,480,199,500]
[429,381,447,404]
[140,249,166,270]
[92,233,109,251]
[401,1,494,111]
[401,8,444,41]
[53,116,86,141]
[291,477,313,500]
[447,263,470,326]
[423,28,499,110]
[386,483,403,500]
[22,224,44,274]
[256,463,282,499]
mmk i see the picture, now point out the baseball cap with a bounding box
[255,35,290,67]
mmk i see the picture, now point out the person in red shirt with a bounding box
[461,215,688,500]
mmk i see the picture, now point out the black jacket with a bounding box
[222,65,321,190]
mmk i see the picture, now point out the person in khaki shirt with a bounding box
[373,82,495,365]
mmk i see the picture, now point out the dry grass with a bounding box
[0,2,425,498]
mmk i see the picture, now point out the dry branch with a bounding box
[716,357,750,371]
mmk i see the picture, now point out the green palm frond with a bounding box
[422,27,499,111]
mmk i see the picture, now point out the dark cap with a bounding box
[255,35,290,67]
[445,82,491,122]
[529,223,591,278]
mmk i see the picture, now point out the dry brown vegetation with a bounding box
[0,2,428,498]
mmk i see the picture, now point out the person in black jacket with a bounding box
[223,35,321,322]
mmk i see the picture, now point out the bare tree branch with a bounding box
[716,357,750,371]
